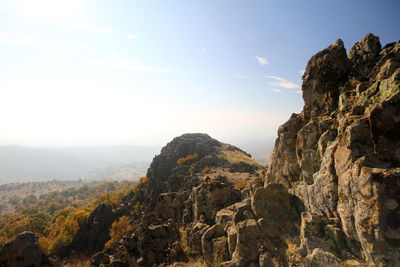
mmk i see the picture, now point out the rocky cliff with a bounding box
[265,33,400,266]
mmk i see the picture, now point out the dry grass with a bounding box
[62,254,91,267]
[197,167,258,184]
[167,259,207,267]
[179,226,192,256]
[218,143,264,167]
[285,236,303,264]
[234,181,249,190]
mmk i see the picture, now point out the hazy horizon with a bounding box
[1,0,399,148]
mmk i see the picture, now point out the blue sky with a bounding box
[0,0,399,147]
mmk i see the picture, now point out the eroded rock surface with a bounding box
[265,33,400,266]
[0,232,53,267]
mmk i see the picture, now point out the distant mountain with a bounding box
[237,139,274,164]
[0,145,161,184]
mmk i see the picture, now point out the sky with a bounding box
[0,0,399,147]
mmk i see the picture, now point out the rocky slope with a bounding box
[1,33,399,267]
[88,133,264,266]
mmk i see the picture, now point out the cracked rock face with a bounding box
[0,232,53,267]
[266,33,400,265]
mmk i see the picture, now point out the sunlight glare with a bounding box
[11,0,82,20]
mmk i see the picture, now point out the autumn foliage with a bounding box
[177,153,199,166]
[0,180,139,255]
[105,215,131,248]
[139,176,148,184]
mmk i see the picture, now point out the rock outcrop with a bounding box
[89,133,263,266]
[67,203,125,255]
[0,232,53,267]
[265,33,400,266]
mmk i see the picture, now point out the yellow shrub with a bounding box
[202,166,210,174]
[177,153,199,166]
[139,177,148,184]
[38,236,50,253]
[105,216,131,248]
[234,181,248,190]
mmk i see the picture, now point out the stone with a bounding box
[349,33,381,80]
[186,222,210,255]
[91,252,110,265]
[302,39,351,116]
[192,178,240,225]
[0,232,53,267]
[201,224,229,265]
[306,248,340,267]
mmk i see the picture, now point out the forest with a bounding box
[0,179,140,255]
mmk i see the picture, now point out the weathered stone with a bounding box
[231,219,261,264]
[306,248,340,267]
[91,251,110,265]
[252,184,289,218]
[0,232,53,267]
[266,113,304,186]
[192,178,240,225]
[186,222,210,255]
[201,224,229,265]
[302,39,351,116]
[349,33,381,80]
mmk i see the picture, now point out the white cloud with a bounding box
[76,24,119,33]
[77,54,173,73]
[150,81,161,84]
[76,24,137,40]
[201,48,213,52]
[256,56,269,65]
[55,40,93,51]
[0,33,52,49]
[271,88,282,93]
[296,90,302,94]
[299,69,305,75]
[127,34,137,39]
[265,75,299,89]
[0,32,92,50]
[236,75,249,79]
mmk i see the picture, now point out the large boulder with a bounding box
[349,33,381,80]
[69,203,120,254]
[0,232,53,267]
[251,183,302,234]
[192,177,240,225]
[302,39,352,117]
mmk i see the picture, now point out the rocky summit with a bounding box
[1,33,399,267]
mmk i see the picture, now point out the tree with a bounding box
[105,216,131,248]
[23,194,38,206]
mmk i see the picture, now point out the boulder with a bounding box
[302,39,351,117]
[349,33,381,80]
[0,232,53,267]
[201,224,229,265]
[192,178,240,225]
